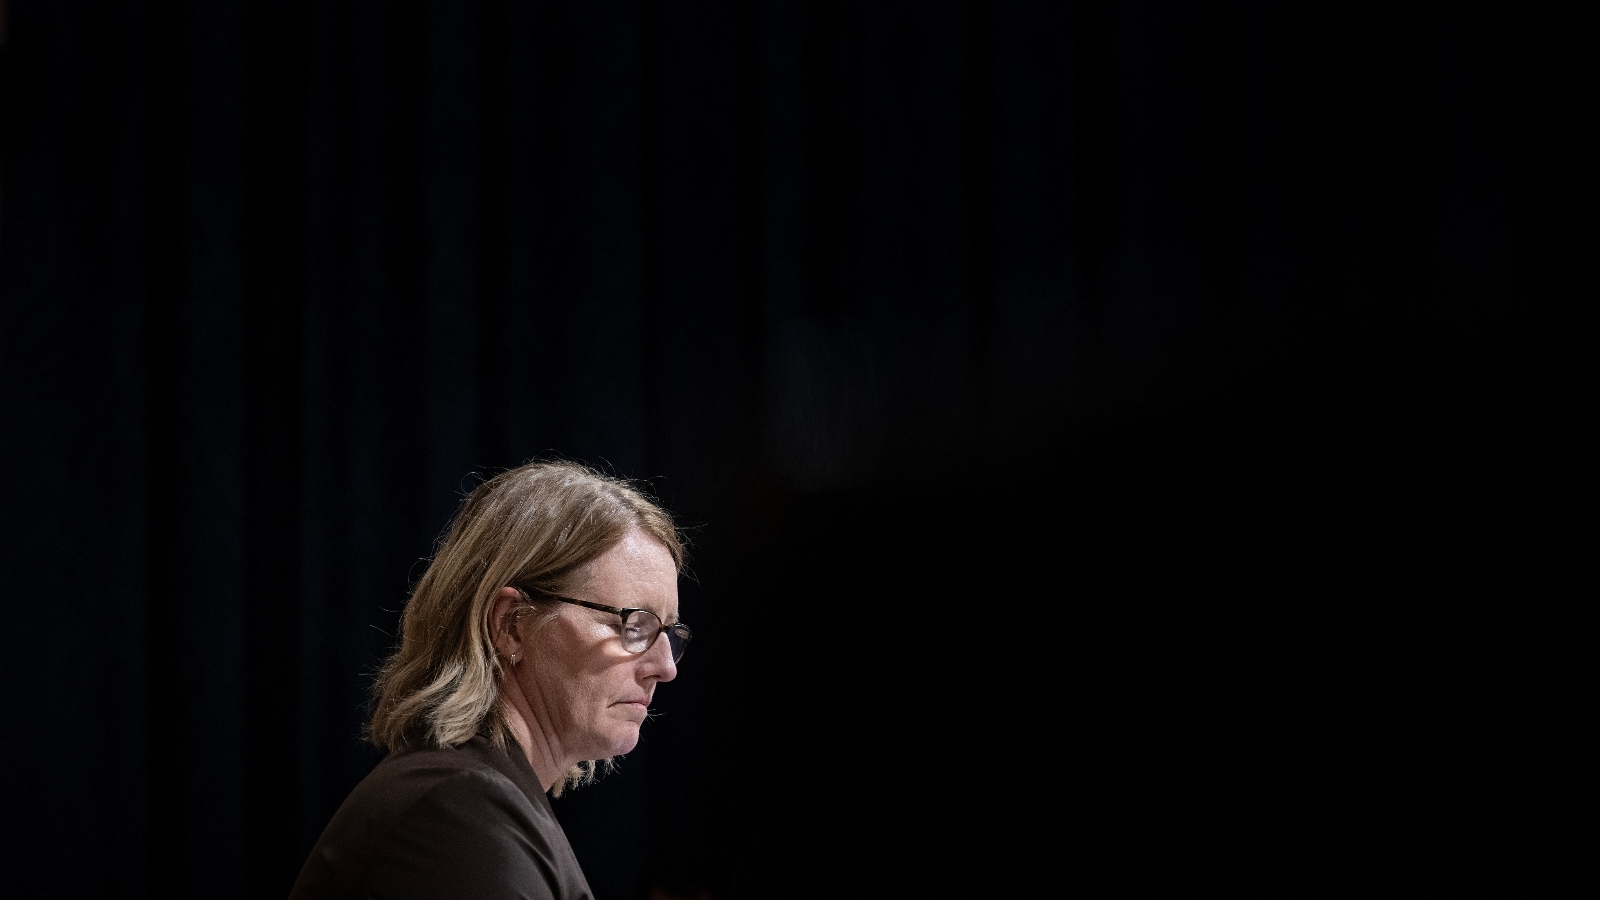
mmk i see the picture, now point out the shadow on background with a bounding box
[0,1,1568,896]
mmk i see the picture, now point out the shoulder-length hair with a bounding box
[368,460,683,794]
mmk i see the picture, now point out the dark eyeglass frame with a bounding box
[516,589,692,663]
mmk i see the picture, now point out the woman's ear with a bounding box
[489,587,526,663]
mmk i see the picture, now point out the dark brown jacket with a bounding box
[288,734,593,900]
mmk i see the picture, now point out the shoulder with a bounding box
[320,745,531,843]
[392,755,541,832]
[367,744,531,814]
[291,744,586,900]
[364,751,579,899]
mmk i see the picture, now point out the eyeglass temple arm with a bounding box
[524,590,687,638]
[520,590,627,617]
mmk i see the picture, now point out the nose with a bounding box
[641,630,678,683]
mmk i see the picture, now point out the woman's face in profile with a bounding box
[518,528,680,762]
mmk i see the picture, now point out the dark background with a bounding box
[0,1,1576,897]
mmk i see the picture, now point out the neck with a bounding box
[497,676,567,793]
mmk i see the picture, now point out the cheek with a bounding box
[539,627,636,731]
[578,661,634,714]
[524,632,594,720]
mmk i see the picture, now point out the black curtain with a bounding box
[0,2,1567,897]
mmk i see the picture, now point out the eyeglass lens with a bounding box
[621,610,690,663]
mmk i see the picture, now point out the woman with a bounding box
[289,461,690,900]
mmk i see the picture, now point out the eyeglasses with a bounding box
[518,589,692,663]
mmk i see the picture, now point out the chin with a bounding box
[603,727,642,758]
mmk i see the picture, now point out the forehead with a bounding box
[582,528,679,612]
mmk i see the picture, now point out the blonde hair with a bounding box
[368,460,683,794]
